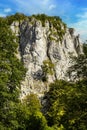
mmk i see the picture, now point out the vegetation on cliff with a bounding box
[6,13,67,42]
[42,60,54,82]
[32,14,67,42]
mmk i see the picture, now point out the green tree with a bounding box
[46,80,87,130]
[23,94,41,112]
[0,17,26,129]
[6,13,27,25]
[16,94,53,130]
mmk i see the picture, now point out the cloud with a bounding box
[76,12,87,19]
[72,20,87,41]
[1,0,74,17]
[82,8,87,11]
[42,0,50,5]
[0,8,12,17]
[70,10,87,41]
[48,4,56,10]
[0,13,6,17]
[4,8,12,13]
[13,0,56,15]
[19,0,73,16]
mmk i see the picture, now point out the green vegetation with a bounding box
[0,16,26,129]
[5,13,67,42]
[32,14,63,26]
[42,60,54,81]
[49,35,57,41]
[32,14,67,42]
[32,14,47,26]
[46,79,87,130]
[6,13,27,25]
[16,94,52,130]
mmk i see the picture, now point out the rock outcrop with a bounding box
[10,15,83,99]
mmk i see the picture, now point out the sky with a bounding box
[0,0,87,42]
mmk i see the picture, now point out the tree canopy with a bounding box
[46,79,87,130]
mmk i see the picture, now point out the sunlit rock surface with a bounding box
[11,17,83,99]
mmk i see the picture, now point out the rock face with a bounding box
[11,16,83,99]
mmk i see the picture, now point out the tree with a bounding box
[23,94,41,112]
[6,13,27,25]
[0,17,26,129]
[16,94,53,130]
[46,80,87,130]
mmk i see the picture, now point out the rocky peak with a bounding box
[10,14,83,99]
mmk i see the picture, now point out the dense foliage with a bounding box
[6,13,27,25]
[0,16,26,129]
[46,79,87,130]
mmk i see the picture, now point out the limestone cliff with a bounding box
[10,15,83,98]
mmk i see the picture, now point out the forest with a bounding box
[0,13,87,130]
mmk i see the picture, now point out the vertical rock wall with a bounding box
[10,18,83,98]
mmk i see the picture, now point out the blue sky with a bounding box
[0,0,87,41]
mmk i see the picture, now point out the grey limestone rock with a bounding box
[10,18,83,99]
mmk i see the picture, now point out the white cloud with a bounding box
[14,0,74,17]
[49,4,56,10]
[0,13,6,17]
[0,8,12,17]
[82,8,87,11]
[14,0,56,15]
[42,0,50,5]
[73,20,87,41]
[76,12,87,19]
[4,8,12,13]
[70,11,87,41]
